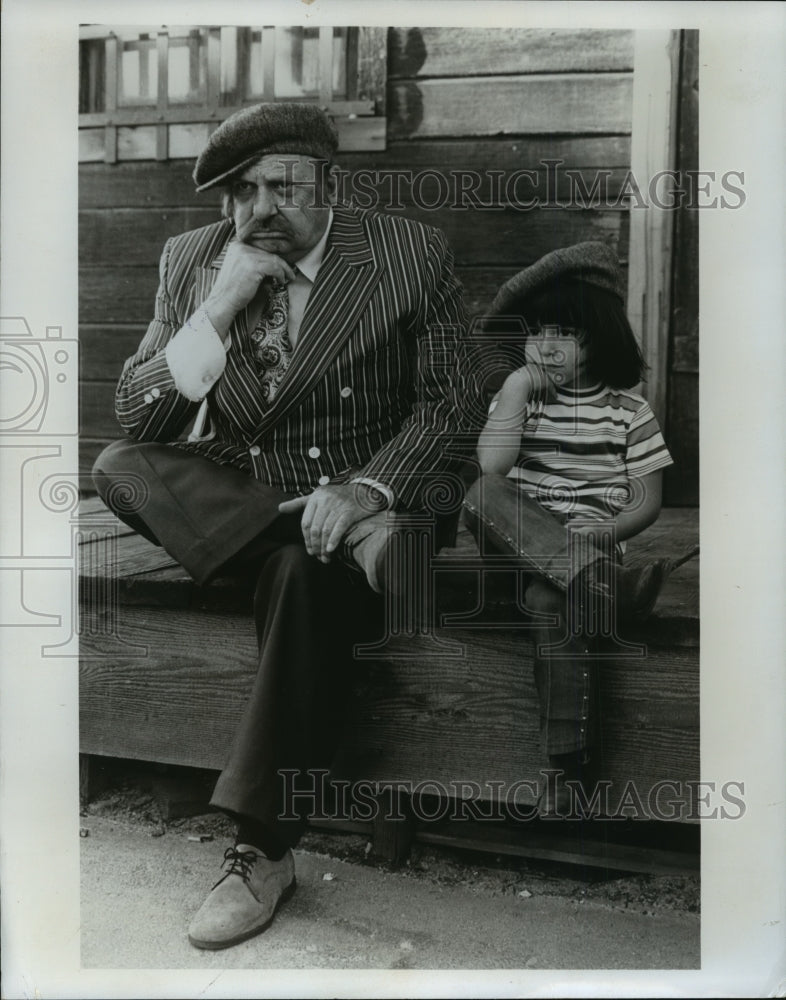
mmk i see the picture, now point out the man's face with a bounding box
[230,153,336,264]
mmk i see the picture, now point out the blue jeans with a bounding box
[463,474,616,756]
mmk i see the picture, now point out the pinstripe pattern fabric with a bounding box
[115,204,471,509]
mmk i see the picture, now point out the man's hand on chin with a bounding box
[278,482,388,564]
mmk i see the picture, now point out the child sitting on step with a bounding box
[463,242,697,815]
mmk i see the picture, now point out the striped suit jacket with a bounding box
[115,203,471,511]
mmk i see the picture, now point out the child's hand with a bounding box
[508,360,558,402]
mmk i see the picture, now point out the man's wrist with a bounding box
[204,293,242,338]
[349,478,394,511]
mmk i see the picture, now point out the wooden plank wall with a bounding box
[663,31,698,506]
[79,27,635,486]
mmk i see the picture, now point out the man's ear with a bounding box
[324,163,340,206]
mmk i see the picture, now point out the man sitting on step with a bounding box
[93,101,474,951]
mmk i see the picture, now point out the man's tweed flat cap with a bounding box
[193,103,339,192]
[489,242,625,316]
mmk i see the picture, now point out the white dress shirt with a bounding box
[285,208,332,350]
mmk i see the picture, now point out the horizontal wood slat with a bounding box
[416,824,698,875]
[80,326,145,380]
[79,208,219,265]
[80,382,117,438]
[80,102,377,129]
[79,137,632,207]
[78,501,699,817]
[80,206,627,269]
[389,207,626,268]
[80,267,159,323]
[79,607,698,817]
[77,260,632,332]
[80,438,114,485]
[457,264,630,320]
[389,74,633,141]
[80,116,385,163]
[388,28,634,79]
[77,509,698,641]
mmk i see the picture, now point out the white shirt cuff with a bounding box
[165,307,228,402]
[350,477,395,509]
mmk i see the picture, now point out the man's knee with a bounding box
[92,439,140,496]
[91,439,156,534]
[253,543,315,598]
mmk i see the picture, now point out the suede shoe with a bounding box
[188,844,296,950]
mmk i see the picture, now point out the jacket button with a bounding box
[144,393,153,404]
[151,387,161,399]
[318,475,330,486]
[340,386,352,398]
[249,445,261,457]
[308,446,321,459]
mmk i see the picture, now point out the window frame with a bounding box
[78,25,387,162]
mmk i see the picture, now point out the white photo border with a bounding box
[1,0,784,996]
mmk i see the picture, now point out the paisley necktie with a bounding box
[250,281,291,404]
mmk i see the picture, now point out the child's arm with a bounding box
[571,470,663,544]
[476,367,543,475]
[613,470,663,541]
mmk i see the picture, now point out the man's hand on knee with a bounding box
[278,484,383,562]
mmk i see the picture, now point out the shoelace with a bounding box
[212,846,258,890]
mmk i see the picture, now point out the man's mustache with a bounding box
[236,218,289,242]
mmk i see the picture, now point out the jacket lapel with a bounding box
[249,205,382,442]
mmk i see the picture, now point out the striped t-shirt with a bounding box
[501,382,673,520]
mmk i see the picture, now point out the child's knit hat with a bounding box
[193,103,339,192]
[489,242,625,316]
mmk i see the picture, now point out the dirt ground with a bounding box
[81,762,700,919]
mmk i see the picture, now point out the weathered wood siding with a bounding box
[664,31,699,506]
[80,27,636,483]
[79,503,699,820]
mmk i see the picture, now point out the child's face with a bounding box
[524,325,591,388]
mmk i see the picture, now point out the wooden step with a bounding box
[78,498,699,826]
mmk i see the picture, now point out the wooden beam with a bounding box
[192,29,204,99]
[236,27,251,103]
[319,26,334,105]
[388,27,634,78]
[262,26,276,100]
[79,99,375,130]
[78,204,624,269]
[206,27,221,109]
[138,35,150,100]
[77,137,632,208]
[626,29,680,426]
[389,74,633,140]
[345,26,359,102]
[416,822,699,876]
[664,30,700,506]
[155,31,169,161]
[356,26,387,115]
[103,35,118,164]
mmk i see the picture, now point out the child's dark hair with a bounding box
[504,277,646,389]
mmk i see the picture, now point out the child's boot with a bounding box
[538,751,594,819]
